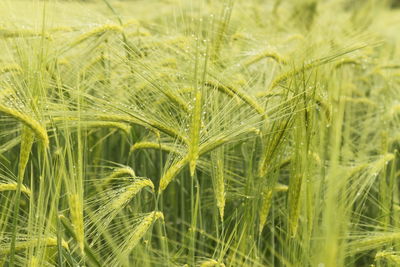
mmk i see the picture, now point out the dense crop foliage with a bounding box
[0,0,400,266]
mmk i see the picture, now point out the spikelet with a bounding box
[0,104,49,148]
[0,237,69,255]
[70,24,123,47]
[243,50,287,67]
[110,179,154,210]
[0,183,31,195]
[131,141,179,154]
[68,193,84,254]
[159,156,189,191]
[188,90,202,177]
[119,211,164,257]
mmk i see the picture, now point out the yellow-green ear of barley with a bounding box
[0,64,22,75]
[200,259,225,267]
[215,158,225,222]
[70,24,123,47]
[205,80,265,116]
[19,126,35,178]
[259,187,273,234]
[85,121,131,135]
[375,251,400,264]
[68,193,84,254]
[274,183,288,192]
[188,90,202,177]
[159,156,189,192]
[120,211,164,256]
[131,141,179,154]
[28,256,38,267]
[109,166,136,179]
[0,28,49,39]
[110,179,154,210]
[288,173,303,237]
[0,104,49,148]
[270,61,319,89]
[334,58,361,69]
[347,233,400,255]
[0,237,69,255]
[0,183,31,195]
[343,97,377,107]
[243,50,287,67]
[102,166,136,186]
[97,114,187,143]
[389,104,400,117]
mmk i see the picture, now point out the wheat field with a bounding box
[0,0,400,266]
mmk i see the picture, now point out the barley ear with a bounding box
[211,149,226,222]
[159,156,189,192]
[131,141,179,154]
[188,90,202,177]
[201,259,225,267]
[120,211,164,257]
[109,179,154,210]
[0,183,31,195]
[19,126,35,178]
[68,193,85,254]
[259,187,273,234]
[0,237,69,256]
[0,104,49,148]
[243,50,287,67]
